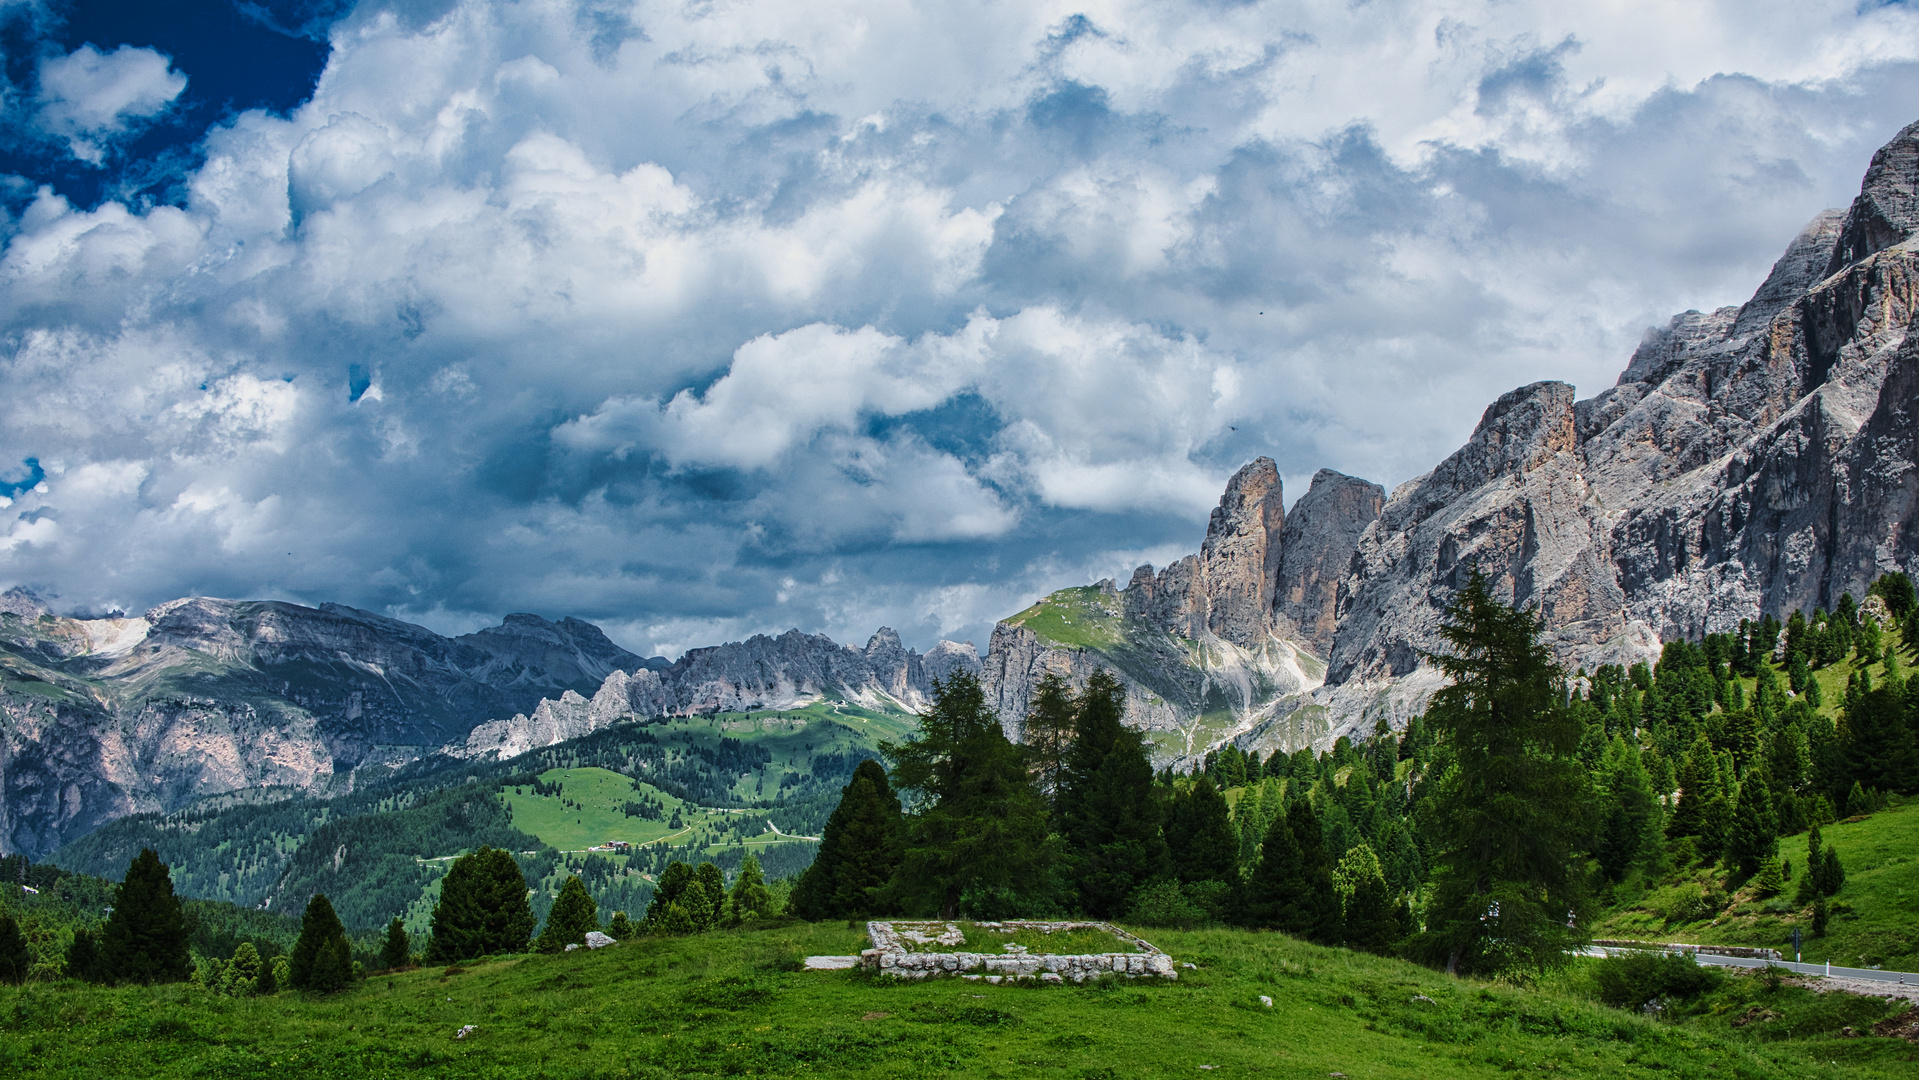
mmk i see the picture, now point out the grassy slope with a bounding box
[1602,800,1919,970]
[2,925,1912,1079]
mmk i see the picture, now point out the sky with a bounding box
[2,0,1918,658]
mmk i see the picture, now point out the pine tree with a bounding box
[1167,775,1240,886]
[1333,843,1399,953]
[1285,797,1342,945]
[691,863,727,929]
[1241,804,1304,931]
[1665,734,1720,843]
[253,949,279,994]
[426,846,536,961]
[312,935,352,993]
[536,876,599,952]
[726,855,773,924]
[1418,567,1591,978]
[1596,735,1660,883]
[789,759,901,920]
[1816,842,1845,897]
[886,671,1053,918]
[1056,671,1168,917]
[1725,764,1779,881]
[0,910,27,985]
[645,862,695,931]
[607,911,635,940]
[1841,686,1918,795]
[224,942,262,995]
[380,916,411,970]
[99,848,192,984]
[289,893,350,990]
[1024,673,1077,803]
[65,927,101,983]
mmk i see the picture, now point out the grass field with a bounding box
[502,768,697,853]
[2,924,1913,1079]
[1601,799,1919,971]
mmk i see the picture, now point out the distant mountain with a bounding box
[985,116,1919,761]
[0,587,973,858]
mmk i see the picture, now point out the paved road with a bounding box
[1588,946,1919,986]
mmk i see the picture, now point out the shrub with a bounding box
[1125,878,1207,929]
[1593,951,1719,1012]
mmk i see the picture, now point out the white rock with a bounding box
[584,931,615,949]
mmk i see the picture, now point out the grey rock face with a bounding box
[1316,116,1919,738]
[1273,470,1383,651]
[1197,459,1286,648]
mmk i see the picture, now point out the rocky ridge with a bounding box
[0,588,973,857]
[983,117,1919,756]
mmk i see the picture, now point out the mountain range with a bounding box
[6,117,1919,858]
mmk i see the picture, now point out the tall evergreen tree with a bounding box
[1418,568,1591,978]
[1333,843,1399,953]
[1666,733,1721,844]
[644,862,697,932]
[379,917,411,970]
[1596,735,1660,883]
[1242,804,1304,931]
[789,759,901,920]
[99,848,192,984]
[0,909,27,985]
[1841,685,1919,794]
[536,875,599,952]
[1285,797,1342,945]
[885,671,1053,918]
[1725,764,1779,880]
[691,863,727,929]
[289,893,352,992]
[65,927,101,983]
[1055,671,1168,916]
[426,846,536,961]
[726,854,773,924]
[1167,775,1240,886]
[1024,673,1077,803]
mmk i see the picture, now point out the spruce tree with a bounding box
[790,759,901,920]
[1725,764,1779,881]
[1285,797,1342,945]
[1418,567,1590,978]
[312,935,352,993]
[289,893,350,990]
[65,927,101,983]
[1054,672,1167,916]
[253,950,278,994]
[1596,735,1659,883]
[726,855,773,924]
[1024,673,1077,804]
[0,910,27,985]
[885,671,1053,918]
[379,917,411,970]
[426,847,536,961]
[99,848,192,984]
[607,911,635,940]
[645,862,695,930]
[1665,733,1719,842]
[1333,843,1399,953]
[536,876,599,952]
[691,863,727,929]
[1241,805,1304,931]
[1167,775,1240,886]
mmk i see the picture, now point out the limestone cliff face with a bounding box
[450,628,981,760]
[1274,470,1384,652]
[1316,118,1919,737]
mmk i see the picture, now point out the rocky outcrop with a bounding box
[1314,117,1919,738]
[1273,470,1384,652]
[452,628,981,759]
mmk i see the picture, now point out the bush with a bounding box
[1125,878,1207,929]
[1593,951,1719,1012]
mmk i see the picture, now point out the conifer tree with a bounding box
[607,911,635,940]
[225,942,262,995]
[65,927,101,982]
[1166,775,1240,886]
[1333,843,1398,953]
[789,759,901,920]
[0,909,27,985]
[99,848,192,984]
[691,863,727,929]
[1596,735,1660,882]
[645,862,695,931]
[380,917,411,969]
[253,950,278,994]
[1418,567,1590,978]
[426,847,535,961]
[1241,804,1304,931]
[1024,673,1077,803]
[1055,671,1167,916]
[1725,764,1779,880]
[537,875,600,952]
[886,671,1052,918]
[1285,797,1342,945]
[290,893,351,990]
[726,854,773,924]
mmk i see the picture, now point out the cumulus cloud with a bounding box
[35,44,188,164]
[3,0,1919,654]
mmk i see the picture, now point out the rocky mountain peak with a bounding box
[1198,457,1286,648]
[0,586,47,618]
[1273,469,1384,652]
[1825,117,1919,276]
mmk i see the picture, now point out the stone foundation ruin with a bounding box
[857,920,1177,982]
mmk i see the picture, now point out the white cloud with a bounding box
[4,0,1919,651]
[36,44,187,164]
